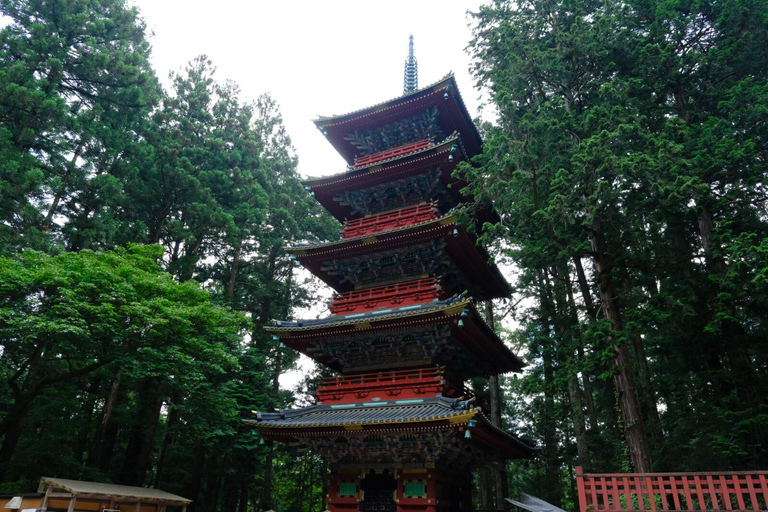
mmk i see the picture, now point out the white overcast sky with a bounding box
[130,0,488,178]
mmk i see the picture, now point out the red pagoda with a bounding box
[247,40,536,512]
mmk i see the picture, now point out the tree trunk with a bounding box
[254,246,281,330]
[226,238,243,304]
[538,272,563,506]
[149,200,174,244]
[573,256,597,318]
[484,301,508,507]
[88,371,122,468]
[260,447,274,510]
[0,407,25,481]
[551,264,591,465]
[619,277,661,440]
[479,466,494,510]
[187,445,206,511]
[542,345,561,506]
[154,389,181,488]
[223,470,239,512]
[567,374,591,468]
[120,377,165,486]
[589,222,652,473]
[76,379,102,464]
[631,331,661,437]
[571,257,599,431]
[237,483,248,512]
[178,236,204,282]
[209,452,223,512]
[698,208,756,400]
[41,141,85,236]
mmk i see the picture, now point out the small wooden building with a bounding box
[0,478,191,512]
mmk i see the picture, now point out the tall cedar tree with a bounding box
[0,0,159,253]
[467,0,768,480]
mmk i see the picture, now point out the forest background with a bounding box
[0,1,766,512]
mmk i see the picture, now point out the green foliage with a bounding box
[0,0,159,252]
[0,246,245,481]
[468,0,768,499]
[0,1,336,509]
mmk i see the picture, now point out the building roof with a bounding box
[266,295,525,377]
[246,396,538,459]
[288,214,510,300]
[314,74,482,165]
[301,135,474,223]
[270,294,469,331]
[38,478,191,505]
[247,396,476,429]
[303,133,465,186]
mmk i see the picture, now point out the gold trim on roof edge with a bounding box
[264,297,471,333]
[248,407,480,430]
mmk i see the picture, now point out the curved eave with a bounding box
[287,215,511,299]
[314,74,482,165]
[246,399,479,431]
[289,212,457,251]
[301,135,472,223]
[314,74,454,125]
[473,413,540,459]
[246,402,537,459]
[266,296,470,334]
[302,133,466,187]
[456,306,526,373]
[265,298,524,374]
[249,413,477,433]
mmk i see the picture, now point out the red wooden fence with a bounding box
[576,467,768,512]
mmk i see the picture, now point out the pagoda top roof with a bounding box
[313,74,482,165]
[245,396,538,458]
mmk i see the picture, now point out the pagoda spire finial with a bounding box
[403,35,418,94]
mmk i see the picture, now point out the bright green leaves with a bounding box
[0,246,244,384]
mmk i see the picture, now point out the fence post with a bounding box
[576,466,588,512]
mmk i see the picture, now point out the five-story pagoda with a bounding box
[247,39,536,512]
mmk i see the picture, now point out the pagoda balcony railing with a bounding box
[353,138,433,169]
[316,367,473,404]
[320,367,442,389]
[330,277,444,316]
[341,202,439,239]
[576,466,768,512]
[316,367,450,403]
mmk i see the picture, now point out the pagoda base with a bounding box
[327,465,471,512]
